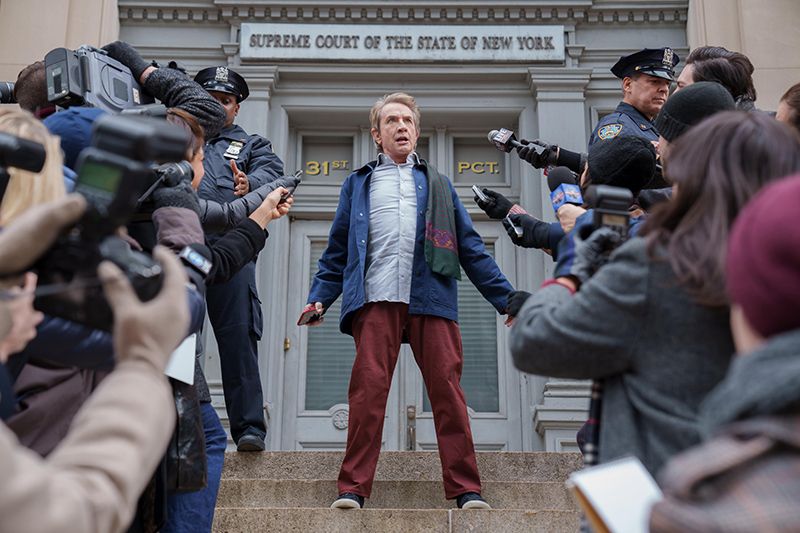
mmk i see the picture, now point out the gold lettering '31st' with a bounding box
[305,160,350,176]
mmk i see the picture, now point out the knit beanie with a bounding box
[726,173,800,338]
[587,135,656,196]
[43,107,107,170]
[654,81,735,142]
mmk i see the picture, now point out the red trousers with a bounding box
[338,302,481,499]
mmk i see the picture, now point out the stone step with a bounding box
[212,508,580,533]
[222,451,582,483]
[217,479,575,510]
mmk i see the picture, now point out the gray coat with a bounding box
[198,174,299,233]
[510,237,734,475]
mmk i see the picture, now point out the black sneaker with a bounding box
[456,492,491,510]
[236,433,265,452]
[331,492,365,509]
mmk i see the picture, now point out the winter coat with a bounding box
[650,328,800,532]
[510,237,734,475]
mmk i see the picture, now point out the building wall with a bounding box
[0,0,119,83]
[7,0,793,451]
[688,0,800,110]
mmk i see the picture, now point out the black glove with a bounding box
[166,60,187,75]
[505,290,532,318]
[152,180,202,217]
[502,213,551,249]
[102,41,151,81]
[517,139,559,169]
[474,188,513,220]
[555,226,621,286]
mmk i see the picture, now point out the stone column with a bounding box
[524,67,592,452]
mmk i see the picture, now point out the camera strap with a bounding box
[0,362,15,420]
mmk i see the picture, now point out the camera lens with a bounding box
[0,82,16,104]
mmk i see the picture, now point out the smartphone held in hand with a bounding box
[472,184,489,203]
[504,215,524,238]
[297,303,321,326]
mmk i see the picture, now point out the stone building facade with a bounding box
[0,0,797,452]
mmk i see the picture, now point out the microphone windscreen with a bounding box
[547,166,578,192]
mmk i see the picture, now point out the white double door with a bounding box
[279,219,522,452]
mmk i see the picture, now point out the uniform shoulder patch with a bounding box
[598,123,623,140]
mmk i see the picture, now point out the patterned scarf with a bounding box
[420,160,461,280]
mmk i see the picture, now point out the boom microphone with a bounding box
[547,166,583,213]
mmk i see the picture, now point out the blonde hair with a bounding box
[369,92,421,151]
[0,109,65,226]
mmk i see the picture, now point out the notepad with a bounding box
[164,334,196,385]
[566,456,663,533]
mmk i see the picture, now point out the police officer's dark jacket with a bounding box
[589,102,659,147]
[199,124,284,215]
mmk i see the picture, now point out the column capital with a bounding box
[227,65,280,100]
[529,67,592,100]
[221,42,240,65]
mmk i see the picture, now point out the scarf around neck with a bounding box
[418,160,461,280]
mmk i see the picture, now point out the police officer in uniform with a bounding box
[590,48,679,147]
[194,66,284,451]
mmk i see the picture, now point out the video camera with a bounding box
[44,45,154,114]
[33,114,189,331]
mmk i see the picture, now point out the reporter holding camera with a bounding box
[0,195,191,533]
[102,41,286,451]
[132,109,291,533]
[649,174,800,532]
[509,112,800,476]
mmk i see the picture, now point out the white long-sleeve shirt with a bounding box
[364,152,420,304]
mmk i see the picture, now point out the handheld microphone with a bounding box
[547,166,583,213]
[487,128,525,153]
[488,128,549,163]
[179,243,213,278]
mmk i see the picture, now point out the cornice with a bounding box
[119,1,687,25]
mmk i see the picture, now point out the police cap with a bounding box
[611,48,680,81]
[194,66,249,102]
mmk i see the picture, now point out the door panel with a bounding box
[409,223,520,451]
[283,221,399,450]
[283,220,520,451]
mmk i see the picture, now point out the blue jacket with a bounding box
[308,161,514,336]
[589,102,659,147]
